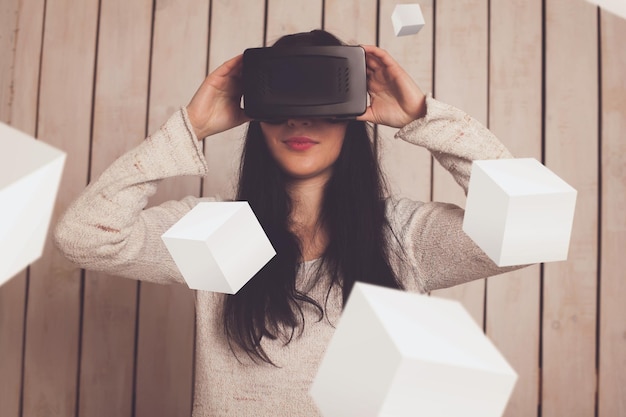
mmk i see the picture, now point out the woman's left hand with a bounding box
[356,45,427,128]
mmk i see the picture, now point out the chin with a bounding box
[282,168,332,182]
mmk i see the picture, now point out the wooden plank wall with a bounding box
[80,1,151,416]
[487,1,542,415]
[599,9,626,417]
[0,1,624,416]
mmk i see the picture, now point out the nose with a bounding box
[287,118,313,128]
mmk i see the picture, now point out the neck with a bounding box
[286,174,329,261]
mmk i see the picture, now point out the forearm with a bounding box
[394,95,513,193]
[54,108,209,283]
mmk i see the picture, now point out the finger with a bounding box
[237,109,252,124]
[361,44,395,65]
[360,44,383,56]
[229,54,244,74]
[365,52,384,71]
[356,106,375,123]
[224,54,244,68]
[363,45,397,67]
[213,54,244,77]
[365,67,388,92]
[360,45,385,70]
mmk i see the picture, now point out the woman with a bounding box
[54,30,516,417]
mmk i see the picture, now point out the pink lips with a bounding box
[284,136,317,151]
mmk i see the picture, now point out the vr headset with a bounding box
[242,46,367,121]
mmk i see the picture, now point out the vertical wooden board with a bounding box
[22,0,99,416]
[0,274,26,417]
[0,2,44,416]
[378,0,433,202]
[135,284,196,417]
[79,275,137,417]
[543,0,598,415]
[324,0,377,45]
[2,0,45,130]
[430,0,489,325]
[202,0,266,200]
[598,10,626,417]
[135,1,209,416]
[0,0,17,119]
[78,1,153,416]
[486,1,542,416]
[266,0,323,44]
[147,0,209,204]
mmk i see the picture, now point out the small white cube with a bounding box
[310,282,518,417]
[463,158,577,266]
[161,201,275,293]
[0,122,66,286]
[391,4,425,36]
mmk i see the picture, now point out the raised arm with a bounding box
[386,96,520,292]
[358,44,512,191]
[55,55,251,284]
[358,45,522,291]
[53,109,211,284]
[395,96,513,192]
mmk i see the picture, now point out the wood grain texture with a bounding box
[378,0,433,203]
[0,273,26,417]
[0,0,18,121]
[3,1,626,415]
[543,0,598,415]
[135,284,196,417]
[147,0,209,204]
[324,0,376,45]
[134,1,209,416]
[202,0,265,200]
[0,1,44,415]
[266,0,323,44]
[486,1,542,416]
[2,0,45,130]
[22,0,99,416]
[430,0,489,325]
[598,9,626,417]
[78,0,153,416]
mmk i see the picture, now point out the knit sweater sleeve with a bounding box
[53,108,212,284]
[387,95,521,292]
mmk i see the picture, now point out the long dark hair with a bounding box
[223,30,403,365]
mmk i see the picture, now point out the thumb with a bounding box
[356,107,375,123]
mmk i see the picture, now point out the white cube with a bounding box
[161,201,275,293]
[0,122,66,286]
[463,158,577,267]
[391,4,425,36]
[310,282,517,417]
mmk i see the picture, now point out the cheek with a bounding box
[259,125,278,143]
[331,139,345,159]
[259,126,281,158]
[328,126,348,154]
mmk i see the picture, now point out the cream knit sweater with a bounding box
[54,96,515,417]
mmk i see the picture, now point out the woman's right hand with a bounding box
[186,54,251,139]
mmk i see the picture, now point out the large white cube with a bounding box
[0,122,66,286]
[310,282,517,417]
[391,4,425,36]
[161,201,275,293]
[463,158,577,266]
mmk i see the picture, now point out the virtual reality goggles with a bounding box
[242,46,367,121]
